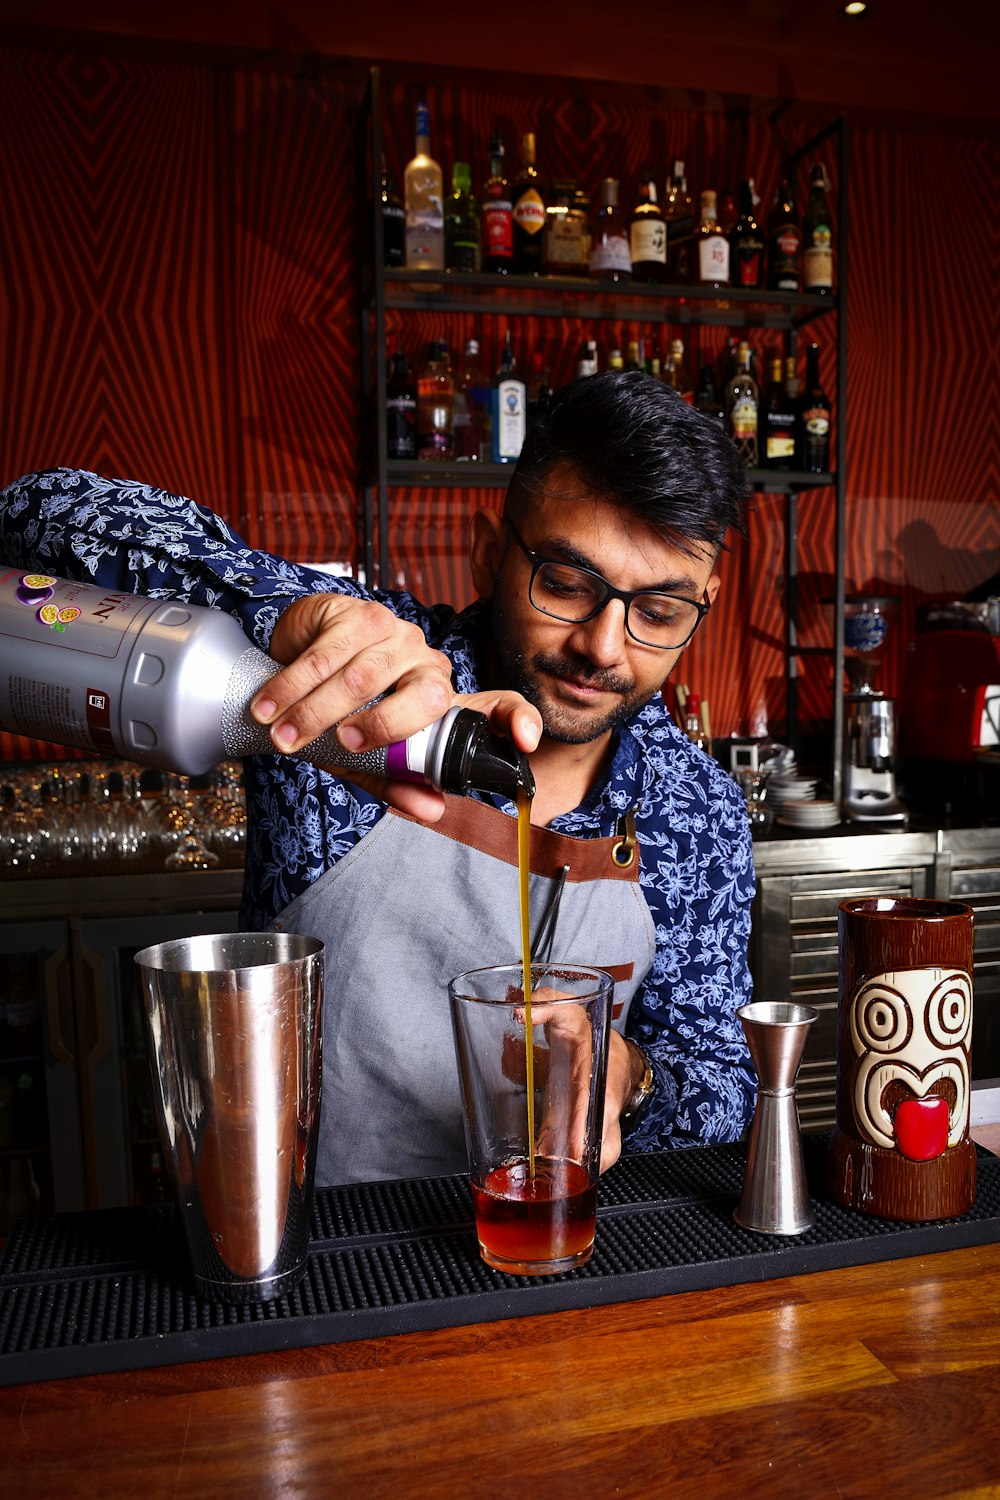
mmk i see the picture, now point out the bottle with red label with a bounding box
[767,177,801,292]
[512,132,546,276]
[482,134,514,275]
[730,179,765,289]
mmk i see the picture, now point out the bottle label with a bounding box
[589,236,632,273]
[494,378,526,460]
[735,246,763,286]
[630,220,666,263]
[386,395,417,459]
[730,397,757,441]
[483,200,514,259]
[766,432,796,459]
[513,189,546,234]
[545,219,588,267]
[699,234,730,282]
[405,211,444,271]
[803,408,830,437]
[804,235,833,288]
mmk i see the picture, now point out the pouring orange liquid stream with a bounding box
[517,785,536,1178]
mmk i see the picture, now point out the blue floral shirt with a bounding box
[1,467,757,1152]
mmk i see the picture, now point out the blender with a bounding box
[841,596,907,824]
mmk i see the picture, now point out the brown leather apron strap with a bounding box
[394,797,641,882]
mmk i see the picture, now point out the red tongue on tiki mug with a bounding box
[894,1095,950,1162]
[828,897,977,1222]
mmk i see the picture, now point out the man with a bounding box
[0,370,756,1184]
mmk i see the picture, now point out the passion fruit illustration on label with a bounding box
[16,573,56,607]
[36,601,82,633]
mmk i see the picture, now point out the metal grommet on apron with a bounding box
[612,808,638,868]
[273,797,656,1186]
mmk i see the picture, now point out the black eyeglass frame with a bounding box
[504,520,712,650]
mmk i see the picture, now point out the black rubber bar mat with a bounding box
[2,1136,999,1387]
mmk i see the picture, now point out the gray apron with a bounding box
[272,797,656,1185]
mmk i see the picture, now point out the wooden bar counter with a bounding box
[3,1131,1000,1499]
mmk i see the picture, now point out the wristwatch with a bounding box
[621,1043,656,1136]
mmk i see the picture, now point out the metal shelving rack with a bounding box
[357,66,847,803]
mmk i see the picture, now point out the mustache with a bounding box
[533,650,636,697]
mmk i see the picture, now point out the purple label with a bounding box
[385,739,424,784]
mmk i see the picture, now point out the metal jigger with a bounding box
[734,1001,819,1235]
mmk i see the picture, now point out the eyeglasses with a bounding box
[505,521,711,650]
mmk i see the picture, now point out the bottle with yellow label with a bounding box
[512,132,546,276]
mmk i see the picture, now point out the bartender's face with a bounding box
[471,462,721,745]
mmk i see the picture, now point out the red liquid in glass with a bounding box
[471,1156,597,1272]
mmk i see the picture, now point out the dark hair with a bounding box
[505,369,748,554]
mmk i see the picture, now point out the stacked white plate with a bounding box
[776,798,840,830]
[767,773,819,806]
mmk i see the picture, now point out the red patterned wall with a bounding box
[0,47,997,769]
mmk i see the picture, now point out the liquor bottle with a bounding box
[457,338,491,460]
[629,175,666,283]
[492,331,527,463]
[784,353,801,402]
[511,132,546,276]
[404,103,444,272]
[718,191,738,238]
[588,178,632,282]
[725,341,759,466]
[694,363,725,426]
[624,339,643,372]
[664,160,694,283]
[379,156,405,269]
[482,134,514,275]
[802,163,834,295]
[445,162,481,273]
[386,350,417,460]
[0,571,535,796]
[697,190,731,288]
[663,338,694,403]
[575,338,599,378]
[526,352,551,421]
[730,179,765,289]
[684,693,708,751]
[452,340,476,461]
[798,342,831,472]
[767,178,801,292]
[760,356,797,469]
[417,340,454,459]
[544,180,589,276]
[607,347,624,373]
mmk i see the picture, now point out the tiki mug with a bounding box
[828,897,976,1222]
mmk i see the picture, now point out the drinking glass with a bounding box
[448,963,613,1276]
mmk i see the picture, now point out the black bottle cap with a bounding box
[439,707,536,800]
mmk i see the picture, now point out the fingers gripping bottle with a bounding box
[0,569,534,799]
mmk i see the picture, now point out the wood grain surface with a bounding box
[3,1181,999,1497]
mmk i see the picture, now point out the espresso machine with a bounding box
[841,596,908,824]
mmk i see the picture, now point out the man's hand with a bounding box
[523,995,649,1176]
[600,1033,649,1173]
[250,593,540,818]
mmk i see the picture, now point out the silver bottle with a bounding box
[0,567,533,797]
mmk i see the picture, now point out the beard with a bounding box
[495,641,657,744]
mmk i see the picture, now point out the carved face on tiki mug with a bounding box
[828,898,978,1222]
[848,966,973,1160]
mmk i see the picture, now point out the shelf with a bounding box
[379,269,838,330]
[380,461,835,493]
